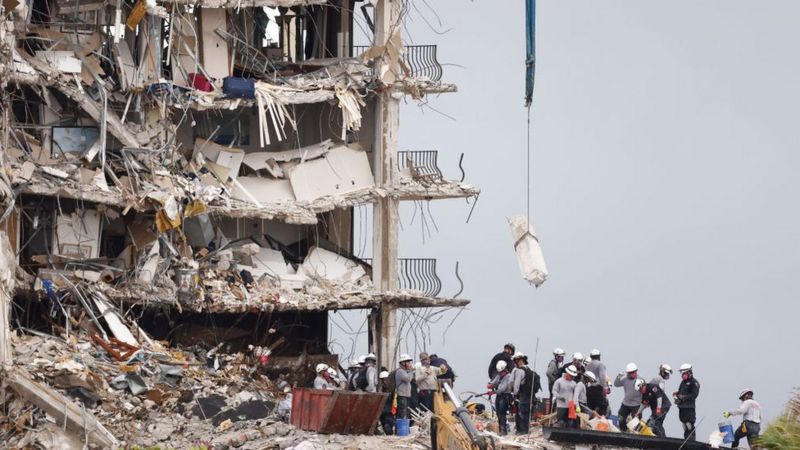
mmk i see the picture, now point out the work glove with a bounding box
[575,405,581,414]
[486,382,494,390]
[722,411,731,418]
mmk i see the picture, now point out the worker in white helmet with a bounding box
[558,352,586,382]
[674,363,700,440]
[552,365,578,428]
[586,349,609,416]
[510,352,539,435]
[574,370,597,419]
[395,354,415,419]
[488,359,514,435]
[378,371,395,434]
[724,389,762,449]
[546,348,566,409]
[637,367,672,437]
[346,358,362,391]
[313,363,337,390]
[614,362,643,432]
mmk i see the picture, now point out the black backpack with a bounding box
[519,368,541,398]
[355,365,370,390]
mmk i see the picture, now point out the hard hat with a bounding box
[660,363,673,374]
[553,348,565,356]
[496,360,508,372]
[565,365,578,377]
[590,349,601,357]
[626,362,638,373]
[584,371,597,382]
[399,354,413,363]
[350,359,360,367]
[357,355,367,364]
[365,353,377,361]
[679,363,692,372]
[583,356,592,365]
[379,371,390,379]
[739,389,753,399]
[512,352,526,360]
[315,363,328,373]
[573,352,584,361]
[635,379,645,391]
[504,343,516,351]
[327,367,337,377]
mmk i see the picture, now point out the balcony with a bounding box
[353,45,443,82]
[364,258,443,297]
[398,150,443,181]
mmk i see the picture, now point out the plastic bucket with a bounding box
[396,418,410,436]
[610,415,619,427]
[719,421,735,444]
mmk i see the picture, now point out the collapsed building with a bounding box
[0,0,478,446]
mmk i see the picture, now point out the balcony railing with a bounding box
[363,258,442,297]
[352,45,443,82]
[398,150,443,181]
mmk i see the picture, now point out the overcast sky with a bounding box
[337,0,800,440]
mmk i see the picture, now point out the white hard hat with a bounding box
[626,362,638,373]
[739,389,753,399]
[590,349,601,357]
[496,360,508,372]
[357,355,367,364]
[379,371,390,379]
[660,363,673,374]
[512,352,526,360]
[679,363,692,372]
[572,352,584,361]
[565,365,578,377]
[327,367,337,377]
[351,359,360,367]
[366,353,377,361]
[316,363,328,373]
[399,354,413,363]
[635,378,645,390]
[584,371,597,382]
[553,348,565,356]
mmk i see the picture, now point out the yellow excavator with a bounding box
[430,383,493,450]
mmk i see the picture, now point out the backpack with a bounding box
[354,365,370,390]
[519,368,542,399]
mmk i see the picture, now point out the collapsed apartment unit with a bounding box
[0,0,477,446]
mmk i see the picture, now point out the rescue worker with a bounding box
[313,363,337,389]
[614,363,642,432]
[552,365,578,428]
[379,371,395,434]
[348,355,366,390]
[674,363,700,440]
[511,352,539,435]
[415,352,439,412]
[395,354,414,419]
[327,367,346,389]
[559,352,586,381]
[346,358,361,391]
[724,389,762,449]
[488,343,515,380]
[429,353,456,386]
[585,349,609,415]
[489,360,513,435]
[639,363,673,437]
[546,348,566,407]
[637,367,672,437]
[363,353,379,393]
[574,370,597,420]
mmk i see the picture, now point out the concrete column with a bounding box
[369,0,401,370]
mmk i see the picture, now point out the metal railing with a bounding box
[352,45,443,82]
[363,258,442,297]
[398,150,443,180]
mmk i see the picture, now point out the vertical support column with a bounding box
[369,0,401,371]
[0,93,13,368]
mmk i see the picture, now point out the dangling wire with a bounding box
[527,105,532,225]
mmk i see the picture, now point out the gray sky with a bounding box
[338,0,800,440]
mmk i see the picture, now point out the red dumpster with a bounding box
[291,388,388,435]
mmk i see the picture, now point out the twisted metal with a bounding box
[352,45,443,81]
[398,150,443,180]
[364,257,442,297]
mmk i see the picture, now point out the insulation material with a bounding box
[288,146,373,201]
[199,8,230,80]
[300,247,366,283]
[52,210,102,259]
[508,215,548,287]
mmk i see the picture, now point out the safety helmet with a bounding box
[553,348,565,356]
[583,356,592,365]
[572,352,584,361]
[327,368,337,377]
[565,365,578,377]
[626,362,638,373]
[739,389,753,400]
[351,359,360,367]
[659,363,673,374]
[399,354,413,363]
[379,371,390,379]
[496,360,508,372]
[635,378,646,391]
[365,353,377,361]
[316,363,328,373]
[504,343,516,352]
[512,352,526,360]
[584,371,597,382]
[590,349,601,357]
[679,363,692,373]
[357,355,367,364]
